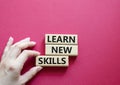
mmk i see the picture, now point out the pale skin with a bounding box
[0,37,43,85]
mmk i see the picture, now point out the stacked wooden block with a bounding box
[36,34,78,67]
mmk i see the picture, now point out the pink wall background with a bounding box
[0,0,120,85]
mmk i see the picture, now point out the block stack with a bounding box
[36,34,78,67]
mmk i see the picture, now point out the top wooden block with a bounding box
[45,34,78,45]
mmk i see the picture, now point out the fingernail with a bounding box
[37,66,43,71]
[31,41,36,45]
[9,36,13,41]
[36,51,40,56]
[37,52,40,55]
[25,37,30,41]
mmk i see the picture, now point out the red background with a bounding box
[0,0,120,85]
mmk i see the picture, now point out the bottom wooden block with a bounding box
[36,56,69,67]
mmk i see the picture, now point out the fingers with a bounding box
[4,37,14,53]
[5,37,14,51]
[20,66,42,84]
[16,50,40,70]
[13,37,30,46]
[2,37,14,60]
[6,38,36,59]
[13,41,36,50]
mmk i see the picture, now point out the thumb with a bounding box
[20,66,43,84]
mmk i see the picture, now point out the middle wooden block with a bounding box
[45,45,78,56]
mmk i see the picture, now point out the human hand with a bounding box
[0,37,42,85]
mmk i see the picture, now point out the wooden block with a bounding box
[45,34,78,45]
[36,56,69,67]
[45,45,78,56]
